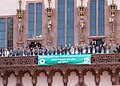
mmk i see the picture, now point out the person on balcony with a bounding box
[105,45,110,54]
[4,48,9,57]
[96,46,100,54]
[70,46,75,54]
[27,48,31,56]
[22,47,27,56]
[16,48,22,56]
[0,48,5,57]
[75,46,79,54]
[48,47,53,55]
[31,48,35,56]
[101,46,105,54]
[82,45,87,54]
[86,44,92,54]
[9,49,14,57]
[92,45,96,54]
[39,48,43,55]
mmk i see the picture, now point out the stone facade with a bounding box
[0,1,120,85]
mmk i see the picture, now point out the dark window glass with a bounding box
[36,3,42,36]
[7,18,13,50]
[58,0,65,46]
[0,18,6,49]
[28,3,34,38]
[67,0,74,45]
[90,0,96,36]
[98,0,105,36]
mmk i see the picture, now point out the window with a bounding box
[98,0,105,36]
[36,3,42,36]
[28,3,42,38]
[58,0,65,46]
[28,3,34,38]
[7,18,13,50]
[0,18,6,49]
[0,18,13,49]
[58,0,74,46]
[67,0,74,45]
[90,0,96,36]
[90,0,105,36]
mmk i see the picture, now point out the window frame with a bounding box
[27,1,43,39]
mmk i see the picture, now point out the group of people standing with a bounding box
[0,42,112,57]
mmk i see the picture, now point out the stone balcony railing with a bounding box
[0,54,120,67]
[0,54,120,86]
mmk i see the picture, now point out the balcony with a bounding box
[0,54,120,86]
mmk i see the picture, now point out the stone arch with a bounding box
[22,71,32,86]
[52,70,64,86]
[65,69,79,77]
[115,68,120,73]
[66,69,79,86]
[18,70,32,77]
[99,68,112,76]
[36,71,48,86]
[82,68,96,76]
[5,71,16,77]
[49,69,64,76]
[7,72,16,86]
[84,70,96,86]
[33,70,47,77]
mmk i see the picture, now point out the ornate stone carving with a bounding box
[0,54,120,85]
[109,0,117,44]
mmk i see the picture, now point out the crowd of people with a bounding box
[0,41,120,57]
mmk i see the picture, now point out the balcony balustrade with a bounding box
[0,54,120,85]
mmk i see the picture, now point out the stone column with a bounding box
[16,75,23,86]
[63,75,68,86]
[32,76,37,86]
[95,73,100,86]
[3,76,8,86]
[111,72,116,85]
[79,73,84,85]
[47,76,52,86]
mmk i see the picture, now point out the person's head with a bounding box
[1,48,4,52]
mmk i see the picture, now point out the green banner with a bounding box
[38,54,92,66]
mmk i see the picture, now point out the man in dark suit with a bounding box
[16,48,22,56]
[86,45,92,54]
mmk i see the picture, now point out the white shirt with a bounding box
[70,48,74,54]
[75,50,78,54]
[88,48,91,53]
[4,51,9,57]
[106,49,110,54]
[92,48,95,54]
[101,50,104,54]
[82,49,86,54]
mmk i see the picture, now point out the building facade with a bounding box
[1,0,120,86]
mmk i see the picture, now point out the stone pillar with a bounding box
[111,72,116,85]
[3,76,8,86]
[16,75,23,86]
[63,75,68,86]
[79,73,84,85]
[47,76,52,86]
[95,73,100,85]
[32,76,37,86]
